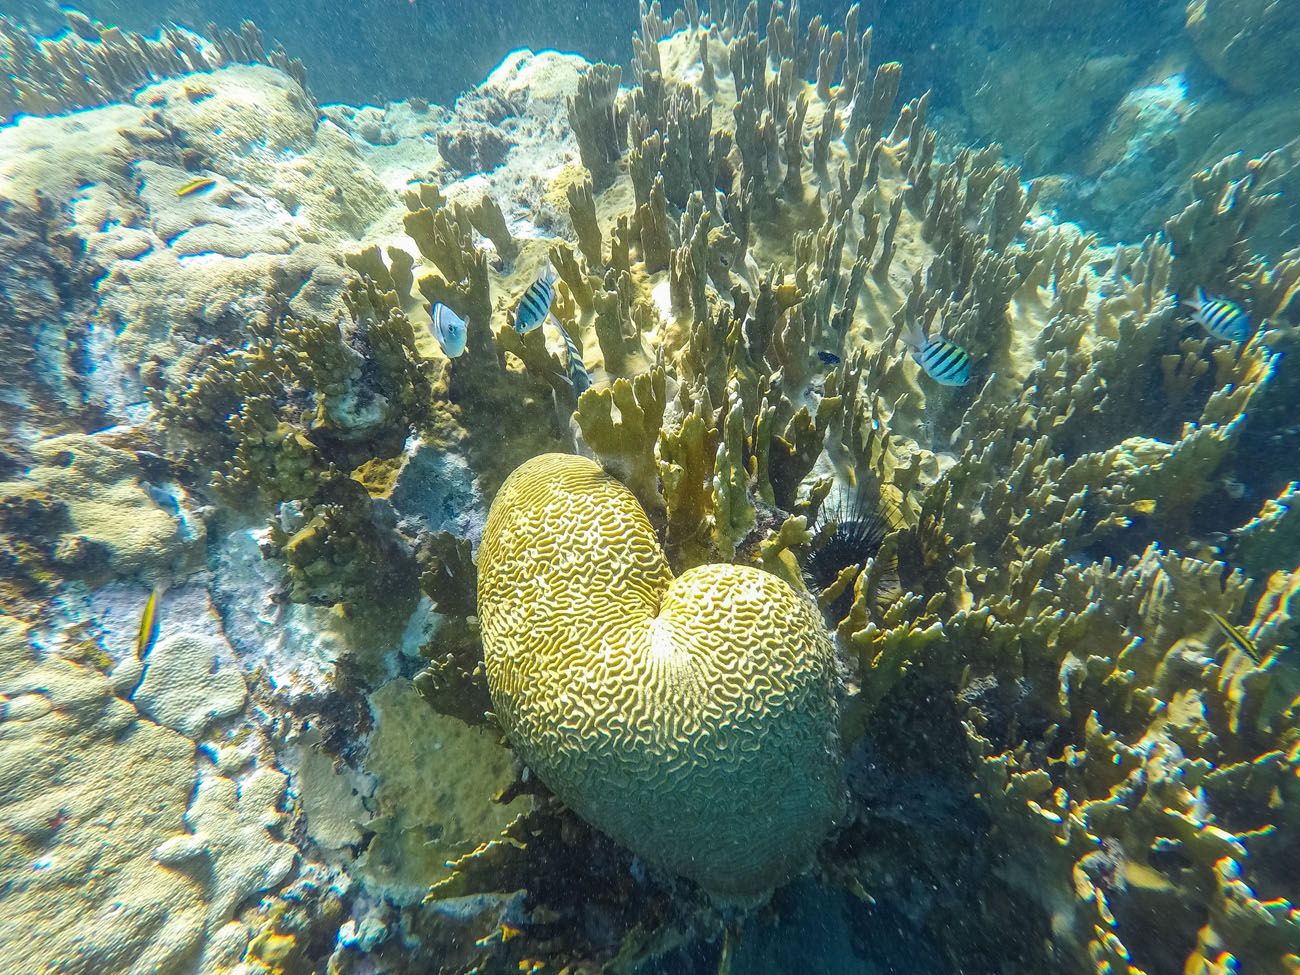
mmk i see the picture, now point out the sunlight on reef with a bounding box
[0,2,1298,975]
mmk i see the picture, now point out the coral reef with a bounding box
[148,277,432,618]
[10,0,644,107]
[407,4,1299,962]
[0,8,311,124]
[3,3,1299,974]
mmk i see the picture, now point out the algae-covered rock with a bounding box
[290,729,372,852]
[1186,0,1300,96]
[955,47,1139,173]
[178,768,299,929]
[0,611,305,975]
[355,678,523,905]
[139,65,392,240]
[0,433,204,584]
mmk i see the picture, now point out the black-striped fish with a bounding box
[554,320,591,394]
[817,350,841,365]
[136,587,162,658]
[176,176,216,197]
[514,260,559,335]
[430,302,467,358]
[904,325,971,386]
[1207,610,1262,663]
[1183,288,1250,343]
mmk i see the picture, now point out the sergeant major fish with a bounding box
[554,320,591,395]
[1183,288,1251,343]
[903,323,971,386]
[430,302,468,358]
[514,260,559,335]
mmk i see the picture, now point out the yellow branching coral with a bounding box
[711,394,757,560]
[573,366,668,523]
[477,453,845,898]
[658,406,718,571]
[0,10,312,123]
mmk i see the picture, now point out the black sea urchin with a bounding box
[804,492,901,627]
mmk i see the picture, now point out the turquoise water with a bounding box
[0,3,1297,974]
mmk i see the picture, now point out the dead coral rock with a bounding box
[0,621,206,974]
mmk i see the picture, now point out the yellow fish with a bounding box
[175,176,217,197]
[473,924,523,950]
[136,588,162,658]
[1207,610,1261,663]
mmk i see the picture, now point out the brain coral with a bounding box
[478,453,845,898]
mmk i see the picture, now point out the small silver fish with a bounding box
[554,320,591,394]
[430,302,468,358]
[514,260,559,335]
[1183,288,1250,343]
[904,325,971,386]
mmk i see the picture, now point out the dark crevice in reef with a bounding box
[839,672,1057,975]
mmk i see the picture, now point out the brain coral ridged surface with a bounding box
[478,453,845,897]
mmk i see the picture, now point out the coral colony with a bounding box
[1,3,1298,975]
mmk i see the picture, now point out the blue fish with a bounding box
[430,302,468,358]
[514,260,559,335]
[817,350,841,365]
[1183,287,1250,343]
[554,319,591,395]
[905,325,971,386]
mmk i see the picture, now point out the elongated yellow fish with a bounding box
[175,176,216,197]
[1207,610,1261,663]
[136,588,162,658]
